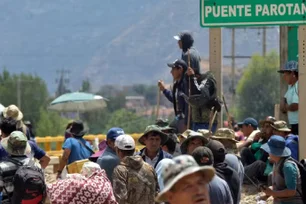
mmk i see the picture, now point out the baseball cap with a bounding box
[173,31,193,41]
[115,134,135,150]
[238,117,258,129]
[106,127,125,140]
[167,59,187,71]
[278,61,298,73]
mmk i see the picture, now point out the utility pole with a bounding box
[55,69,70,97]
[224,26,274,109]
[263,27,267,56]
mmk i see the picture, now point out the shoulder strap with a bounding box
[6,157,23,166]
[75,138,95,155]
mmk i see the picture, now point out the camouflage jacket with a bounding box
[112,155,159,204]
[190,72,217,123]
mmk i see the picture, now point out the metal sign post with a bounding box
[298,25,306,160]
[209,28,223,128]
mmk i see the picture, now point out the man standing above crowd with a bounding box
[158,60,188,133]
[173,31,201,74]
[184,67,219,132]
[278,61,299,135]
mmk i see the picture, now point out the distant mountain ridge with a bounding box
[0,0,279,94]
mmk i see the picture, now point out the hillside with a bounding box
[0,0,279,94]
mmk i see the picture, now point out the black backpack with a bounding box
[6,158,46,204]
[279,157,306,204]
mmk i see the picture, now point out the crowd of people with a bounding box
[0,31,301,204]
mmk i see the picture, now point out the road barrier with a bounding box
[36,134,145,157]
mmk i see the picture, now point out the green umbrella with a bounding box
[49,92,108,118]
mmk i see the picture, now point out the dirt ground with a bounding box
[45,173,274,204]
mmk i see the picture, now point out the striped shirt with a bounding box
[0,156,40,203]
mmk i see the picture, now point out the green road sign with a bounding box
[288,26,299,61]
[200,0,306,27]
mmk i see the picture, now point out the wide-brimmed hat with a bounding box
[66,120,87,137]
[197,129,211,138]
[211,128,238,143]
[178,129,193,139]
[180,130,209,154]
[138,125,168,145]
[155,155,215,202]
[259,116,276,127]
[155,118,169,127]
[271,121,291,132]
[3,105,23,121]
[1,131,31,156]
[261,135,291,157]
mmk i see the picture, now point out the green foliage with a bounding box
[80,79,91,92]
[236,51,280,121]
[36,108,70,136]
[132,84,158,105]
[0,69,49,124]
[104,109,155,134]
[82,109,110,134]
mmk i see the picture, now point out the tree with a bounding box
[104,109,154,134]
[55,70,70,97]
[236,51,280,121]
[80,78,91,92]
[132,84,158,105]
[36,108,70,136]
[0,70,49,124]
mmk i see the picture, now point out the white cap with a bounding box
[173,35,180,40]
[115,134,135,150]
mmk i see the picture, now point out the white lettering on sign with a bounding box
[287,4,294,15]
[205,3,306,18]
[229,6,236,17]
[205,6,212,18]
[245,5,252,16]
[262,5,270,16]
[255,5,263,16]
[270,4,278,16]
[221,5,228,17]
[294,3,301,15]
[303,4,306,13]
[278,4,286,16]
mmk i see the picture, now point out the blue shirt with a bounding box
[0,140,46,160]
[286,134,299,161]
[62,137,92,165]
[284,82,299,124]
[97,146,120,182]
[209,175,233,204]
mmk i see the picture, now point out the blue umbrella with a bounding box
[49,92,108,117]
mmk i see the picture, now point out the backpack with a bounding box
[6,158,46,204]
[279,157,306,204]
[204,74,222,112]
